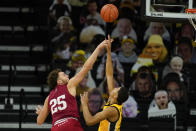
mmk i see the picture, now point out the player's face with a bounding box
[155,93,168,109]
[170,59,183,74]
[167,82,182,101]
[145,43,163,61]
[58,72,69,84]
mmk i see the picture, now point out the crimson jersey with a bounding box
[48,85,80,126]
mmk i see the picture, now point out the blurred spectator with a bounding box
[51,16,77,57]
[176,23,194,42]
[79,0,106,31]
[130,52,162,84]
[144,22,171,43]
[119,0,135,20]
[111,18,137,41]
[85,0,106,28]
[51,16,75,38]
[130,66,156,91]
[79,88,103,130]
[75,67,96,97]
[162,56,189,87]
[122,96,138,118]
[175,23,196,63]
[117,36,138,63]
[148,90,176,129]
[130,53,154,77]
[160,74,189,127]
[49,0,71,27]
[130,72,155,120]
[65,50,87,77]
[87,88,104,115]
[175,37,196,64]
[117,36,138,87]
[68,0,87,30]
[133,72,155,99]
[143,34,168,64]
[141,35,168,85]
[96,52,124,86]
[79,25,105,50]
[161,74,188,103]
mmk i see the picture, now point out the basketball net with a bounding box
[186,9,196,42]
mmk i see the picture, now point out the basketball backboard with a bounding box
[141,0,196,22]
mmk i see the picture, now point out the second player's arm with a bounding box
[106,36,114,95]
[82,102,117,126]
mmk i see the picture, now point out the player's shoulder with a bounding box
[104,105,119,115]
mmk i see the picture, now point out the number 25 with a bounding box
[50,95,67,115]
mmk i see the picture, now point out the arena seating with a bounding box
[0,0,52,131]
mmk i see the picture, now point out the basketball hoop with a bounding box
[186,9,196,42]
[186,9,196,32]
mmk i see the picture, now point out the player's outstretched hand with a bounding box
[106,35,113,51]
[97,39,108,50]
[80,92,88,106]
[35,105,43,115]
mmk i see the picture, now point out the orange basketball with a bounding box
[100,4,119,23]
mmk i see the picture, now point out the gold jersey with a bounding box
[98,102,123,131]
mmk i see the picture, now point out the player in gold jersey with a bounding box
[81,35,129,131]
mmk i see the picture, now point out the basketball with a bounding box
[100,4,119,23]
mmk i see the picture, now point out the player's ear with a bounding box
[114,91,118,99]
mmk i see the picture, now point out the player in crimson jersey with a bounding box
[35,38,109,131]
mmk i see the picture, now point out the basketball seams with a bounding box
[109,5,112,22]
[100,4,118,23]
[101,6,107,22]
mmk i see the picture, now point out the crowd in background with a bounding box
[47,0,196,130]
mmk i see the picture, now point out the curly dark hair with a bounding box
[47,68,62,90]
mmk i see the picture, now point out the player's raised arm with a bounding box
[67,40,107,89]
[106,35,114,95]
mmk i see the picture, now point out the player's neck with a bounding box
[108,98,117,105]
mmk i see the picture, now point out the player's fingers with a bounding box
[108,34,111,40]
[83,92,87,97]
[80,94,83,99]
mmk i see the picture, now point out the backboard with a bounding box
[141,0,196,22]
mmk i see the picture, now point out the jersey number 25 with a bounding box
[50,95,67,115]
